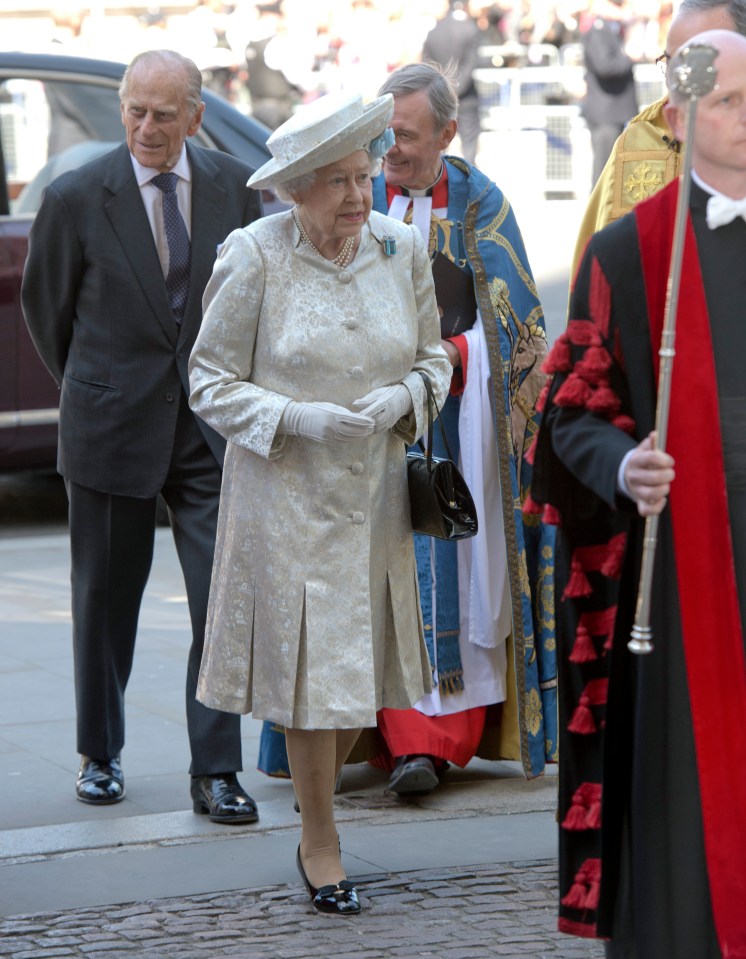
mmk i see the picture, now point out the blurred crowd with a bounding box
[3,0,674,125]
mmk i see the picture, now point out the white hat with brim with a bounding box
[247,92,394,191]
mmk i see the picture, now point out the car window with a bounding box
[1,77,124,214]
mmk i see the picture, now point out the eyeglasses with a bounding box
[655,52,670,76]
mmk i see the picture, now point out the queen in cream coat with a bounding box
[189,208,450,730]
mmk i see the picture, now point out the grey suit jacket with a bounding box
[21,141,262,497]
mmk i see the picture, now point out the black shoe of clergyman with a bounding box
[76,756,125,805]
[387,755,444,796]
[190,773,259,824]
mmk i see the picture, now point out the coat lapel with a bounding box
[103,144,178,344]
[179,144,227,345]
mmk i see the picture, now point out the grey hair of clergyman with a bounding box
[677,0,746,36]
[119,49,203,113]
[275,154,383,203]
[378,61,459,131]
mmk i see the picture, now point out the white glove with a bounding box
[352,385,413,433]
[278,400,375,442]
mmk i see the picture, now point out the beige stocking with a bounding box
[285,727,361,890]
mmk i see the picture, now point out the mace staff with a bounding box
[628,42,719,655]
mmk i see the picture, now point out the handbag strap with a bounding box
[417,370,456,467]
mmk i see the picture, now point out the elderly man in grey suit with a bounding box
[22,49,261,821]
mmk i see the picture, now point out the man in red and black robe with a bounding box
[530,28,746,959]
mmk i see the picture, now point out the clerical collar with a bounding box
[386,161,448,210]
[399,161,445,197]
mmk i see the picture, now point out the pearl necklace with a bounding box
[292,207,355,268]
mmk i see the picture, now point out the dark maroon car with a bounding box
[0,51,273,472]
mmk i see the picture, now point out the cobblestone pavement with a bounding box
[0,860,605,959]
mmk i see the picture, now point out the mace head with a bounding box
[667,42,719,99]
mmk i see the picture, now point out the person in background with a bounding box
[531,28,746,958]
[21,50,261,823]
[571,0,746,276]
[579,0,638,188]
[422,0,483,165]
[188,91,451,914]
[244,0,299,129]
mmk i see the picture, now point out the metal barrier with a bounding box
[473,61,666,199]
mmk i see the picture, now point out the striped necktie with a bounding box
[151,172,191,323]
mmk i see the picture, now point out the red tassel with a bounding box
[566,320,600,347]
[580,344,612,374]
[568,692,597,734]
[542,503,562,526]
[600,533,626,579]
[562,557,593,599]
[586,385,622,418]
[543,336,572,374]
[580,606,618,655]
[586,799,602,830]
[562,801,590,831]
[524,432,538,465]
[562,859,602,911]
[585,678,609,705]
[569,624,598,663]
[580,606,617,638]
[583,859,602,910]
[585,784,602,829]
[568,680,608,734]
[585,880,601,910]
[562,784,590,830]
[573,362,606,387]
[611,413,636,435]
[554,373,592,409]
[561,880,589,910]
[522,492,543,516]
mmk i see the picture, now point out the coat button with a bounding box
[346,320,358,330]
[349,366,363,379]
[338,270,352,284]
[165,392,175,403]
[352,511,364,524]
[351,462,364,475]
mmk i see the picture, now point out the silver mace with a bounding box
[628,42,719,655]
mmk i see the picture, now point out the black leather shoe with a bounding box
[296,846,361,916]
[191,773,258,824]
[76,756,125,805]
[387,755,444,796]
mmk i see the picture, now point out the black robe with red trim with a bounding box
[530,178,746,958]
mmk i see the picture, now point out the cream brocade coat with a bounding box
[189,209,452,730]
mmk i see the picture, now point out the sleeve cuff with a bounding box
[617,447,636,499]
[448,334,469,396]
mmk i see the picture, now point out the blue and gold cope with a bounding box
[374,157,557,776]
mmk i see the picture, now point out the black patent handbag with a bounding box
[406,371,479,541]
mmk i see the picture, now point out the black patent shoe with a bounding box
[76,756,125,805]
[296,846,361,916]
[191,773,258,824]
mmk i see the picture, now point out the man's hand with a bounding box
[624,432,676,517]
[440,339,461,368]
